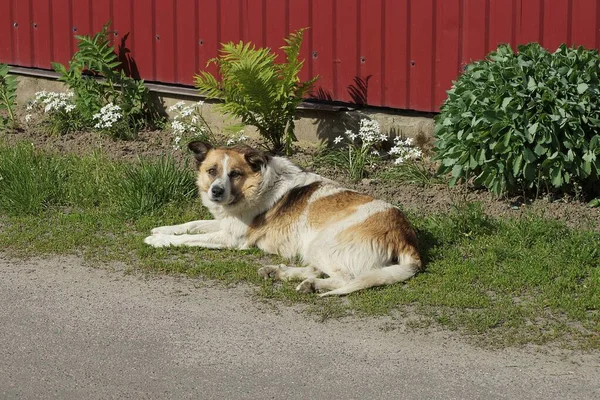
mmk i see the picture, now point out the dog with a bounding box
[144,141,422,296]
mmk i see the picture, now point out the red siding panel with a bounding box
[3,0,600,112]
[311,0,335,101]
[383,0,409,109]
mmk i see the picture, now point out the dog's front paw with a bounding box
[144,233,175,248]
[258,265,283,280]
[151,225,178,235]
[296,278,315,294]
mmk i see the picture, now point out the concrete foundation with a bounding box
[13,74,435,149]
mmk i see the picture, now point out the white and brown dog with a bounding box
[144,141,422,296]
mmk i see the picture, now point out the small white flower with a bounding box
[395,157,405,165]
[238,134,248,142]
[24,114,32,122]
[26,103,34,111]
[226,138,235,145]
[334,136,344,144]
[371,149,380,156]
[168,101,185,112]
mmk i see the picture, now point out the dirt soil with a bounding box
[3,129,600,229]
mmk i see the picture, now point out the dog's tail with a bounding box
[319,253,421,297]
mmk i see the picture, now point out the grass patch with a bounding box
[375,160,445,186]
[1,140,599,349]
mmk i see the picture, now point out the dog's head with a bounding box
[188,141,270,206]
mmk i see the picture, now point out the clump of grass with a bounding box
[376,160,444,186]
[0,143,197,218]
[113,156,197,218]
[0,143,70,214]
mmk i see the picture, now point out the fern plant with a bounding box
[52,22,159,137]
[0,64,18,130]
[195,28,318,154]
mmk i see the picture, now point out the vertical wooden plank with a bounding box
[197,0,219,78]
[154,0,176,83]
[245,0,265,47]
[0,0,12,64]
[12,0,34,66]
[409,0,434,111]
[70,0,92,60]
[311,0,335,101]
[31,0,53,68]
[112,0,136,77]
[488,0,515,50]
[383,0,409,109]
[91,1,112,33]
[335,0,359,103]
[288,0,311,84]
[461,0,487,66]
[571,0,597,49]
[131,0,155,80]
[219,0,242,45]
[434,0,461,110]
[359,0,384,106]
[51,0,73,66]
[517,0,542,45]
[543,0,569,51]
[265,0,287,58]
[175,0,198,85]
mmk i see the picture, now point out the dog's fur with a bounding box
[144,141,422,296]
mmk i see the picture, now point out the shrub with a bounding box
[434,43,600,197]
[51,22,160,138]
[0,64,17,130]
[195,29,318,154]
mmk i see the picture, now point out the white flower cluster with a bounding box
[168,100,210,150]
[333,118,422,165]
[226,130,249,146]
[28,91,76,114]
[334,118,388,146]
[93,103,122,129]
[389,136,422,164]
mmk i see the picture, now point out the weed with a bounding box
[0,64,17,130]
[195,28,318,154]
[376,160,444,186]
[51,21,161,138]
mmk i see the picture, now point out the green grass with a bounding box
[375,160,445,186]
[0,141,599,350]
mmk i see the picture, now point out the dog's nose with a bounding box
[211,185,225,198]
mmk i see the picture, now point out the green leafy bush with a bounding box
[435,43,600,196]
[195,28,318,154]
[51,22,160,138]
[0,64,17,130]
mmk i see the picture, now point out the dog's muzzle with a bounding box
[209,184,227,203]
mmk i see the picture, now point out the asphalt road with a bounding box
[1,254,598,399]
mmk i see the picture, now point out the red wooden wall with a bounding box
[1,0,599,112]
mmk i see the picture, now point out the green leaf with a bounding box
[588,198,600,208]
[577,83,589,94]
[451,164,463,178]
[528,122,539,135]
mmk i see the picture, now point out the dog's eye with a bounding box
[207,167,217,176]
[229,170,242,179]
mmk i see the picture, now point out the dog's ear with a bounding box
[188,141,213,164]
[244,149,271,172]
